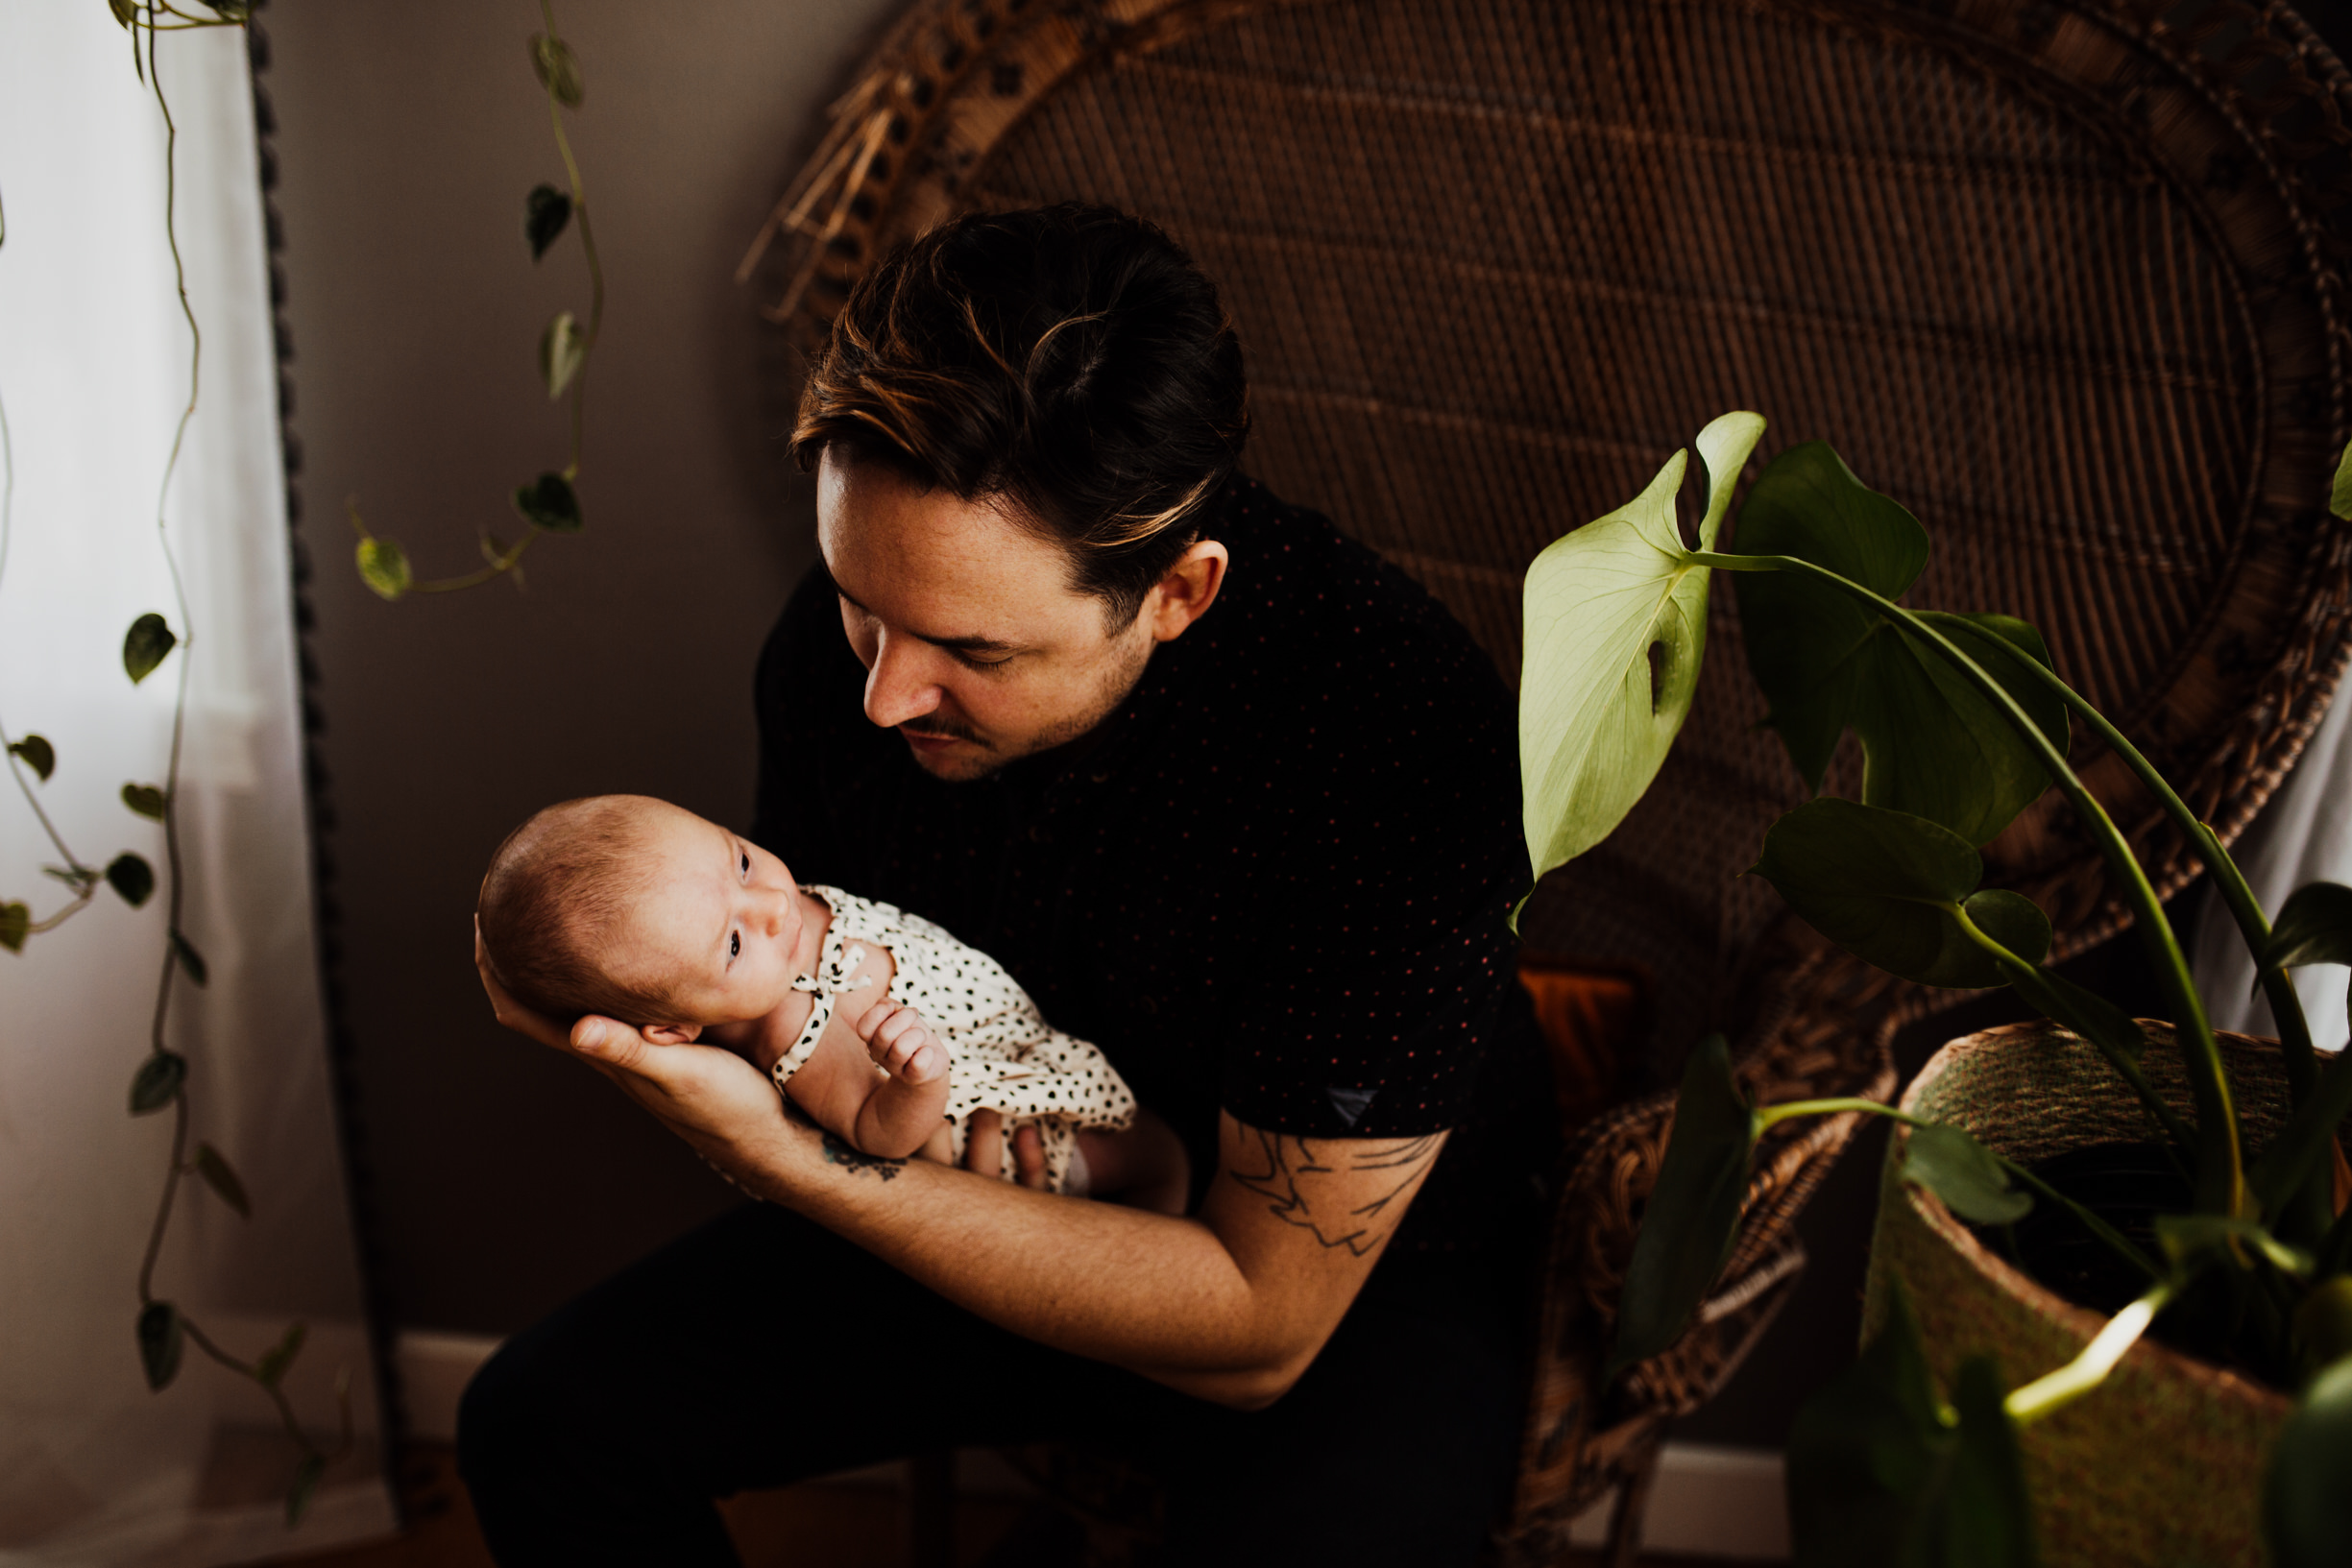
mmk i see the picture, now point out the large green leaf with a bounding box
[1750,799,2051,988]
[2264,882,2352,1015]
[2267,1355,2352,1568]
[1789,1288,2038,1568]
[1903,1122,2030,1226]
[1608,1033,1756,1380]
[1520,413,1765,892]
[1731,445,2068,847]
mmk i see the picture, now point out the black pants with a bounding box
[457,1203,1528,1567]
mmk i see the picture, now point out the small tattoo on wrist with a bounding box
[821,1130,905,1182]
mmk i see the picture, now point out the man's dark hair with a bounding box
[477,797,676,1028]
[791,203,1250,627]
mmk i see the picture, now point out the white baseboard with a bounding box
[396,1331,1790,1559]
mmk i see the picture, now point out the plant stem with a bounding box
[1754,1098,2162,1283]
[541,0,598,479]
[1695,548,2246,1218]
[2003,1281,2176,1424]
[407,525,543,594]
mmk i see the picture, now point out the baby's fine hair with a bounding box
[477,795,675,1026]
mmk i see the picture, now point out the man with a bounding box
[460,204,1555,1566]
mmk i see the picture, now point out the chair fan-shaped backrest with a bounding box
[750,0,2352,1061]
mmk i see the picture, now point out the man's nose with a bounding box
[862,633,943,730]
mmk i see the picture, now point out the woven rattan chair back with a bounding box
[743,1,2352,1559]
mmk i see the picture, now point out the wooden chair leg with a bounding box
[1604,1436,1663,1568]
[909,1450,957,1568]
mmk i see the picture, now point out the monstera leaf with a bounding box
[1519,412,1766,902]
[1731,444,2069,848]
[1749,799,2051,988]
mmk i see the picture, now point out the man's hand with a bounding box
[962,1109,1048,1190]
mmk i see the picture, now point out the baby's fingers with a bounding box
[852,998,904,1042]
[891,1033,949,1086]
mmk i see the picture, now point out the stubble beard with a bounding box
[905,625,1155,783]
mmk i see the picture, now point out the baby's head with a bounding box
[477,794,801,1034]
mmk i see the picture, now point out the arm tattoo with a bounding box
[1228,1129,1443,1257]
[785,1098,906,1182]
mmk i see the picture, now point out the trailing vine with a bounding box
[346,0,604,600]
[1,0,352,1525]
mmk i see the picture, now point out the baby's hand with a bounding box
[853,999,949,1087]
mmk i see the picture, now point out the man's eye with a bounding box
[956,650,1012,670]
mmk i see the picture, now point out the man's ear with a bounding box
[641,1020,704,1046]
[1144,539,1229,644]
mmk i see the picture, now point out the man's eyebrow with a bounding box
[832,583,1019,655]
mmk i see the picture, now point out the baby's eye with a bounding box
[740,850,750,877]
[728,930,740,961]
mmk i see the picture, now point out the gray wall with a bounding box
[269,0,898,1334]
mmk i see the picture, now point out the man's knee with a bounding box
[457,1327,584,1493]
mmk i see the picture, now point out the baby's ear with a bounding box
[642,1021,703,1046]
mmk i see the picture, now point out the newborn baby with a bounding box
[477,795,1184,1207]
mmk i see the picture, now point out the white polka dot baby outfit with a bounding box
[769,886,1137,1192]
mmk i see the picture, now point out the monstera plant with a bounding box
[1518,413,2352,1566]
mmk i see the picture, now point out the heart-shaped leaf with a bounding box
[1731,445,2068,847]
[123,613,177,685]
[195,1140,249,1217]
[1520,412,1765,896]
[130,1050,186,1115]
[1903,1122,2031,1226]
[1609,1032,1756,1380]
[256,1319,306,1388]
[2332,439,2352,522]
[512,471,584,533]
[525,183,572,260]
[355,535,411,602]
[0,902,28,953]
[529,33,585,108]
[106,853,155,908]
[538,310,587,401]
[109,0,136,28]
[9,735,55,782]
[1749,799,2051,988]
[137,1300,182,1389]
[2267,1355,2352,1568]
[1789,1287,2039,1568]
[122,783,166,820]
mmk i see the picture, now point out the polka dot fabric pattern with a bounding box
[772,886,1138,1192]
[755,476,1556,1261]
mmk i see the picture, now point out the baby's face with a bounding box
[614,803,809,1028]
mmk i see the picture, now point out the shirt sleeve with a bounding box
[1211,579,1528,1141]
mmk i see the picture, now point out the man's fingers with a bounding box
[1012,1123,1048,1191]
[964,1109,1004,1177]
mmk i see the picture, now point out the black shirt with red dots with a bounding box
[752,475,1555,1267]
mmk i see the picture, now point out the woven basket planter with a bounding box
[1863,1022,2299,1568]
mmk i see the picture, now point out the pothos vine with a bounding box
[0,0,353,1526]
[347,0,605,599]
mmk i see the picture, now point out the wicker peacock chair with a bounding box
[740,0,2352,1559]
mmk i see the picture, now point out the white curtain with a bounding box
[0,10,395,1564]
[2193,680,2352,1056]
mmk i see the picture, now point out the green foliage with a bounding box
[1787,1287,2038,1567]
[122,612,176,685]
[108,0,137,27]
[1747,799,2050,988]
[2264,882,2352,1012]
[194,1140,248,1217]
[0,901,26,953]
[530,31,585,107]
[2333,438,2352,522]
[106,852,155,907]
[526,183,572,259]
[255,1320,305,1388]
[1903,1123,2030,1226]
[1608,1033,1756,1380]
[128,1050,185,1116]
[355,534,411,602]
[513,470,584,532]
[10,734,54,782]
[538,309,586,400]
[287,1451,327,1525]
[122,783,165,820]
[2266,1356,2352,1568]
[1731,445,2069,848]
[1518,412,1764,899]
[136,1300,182,1390]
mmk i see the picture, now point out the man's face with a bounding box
[816,448,1158,782]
